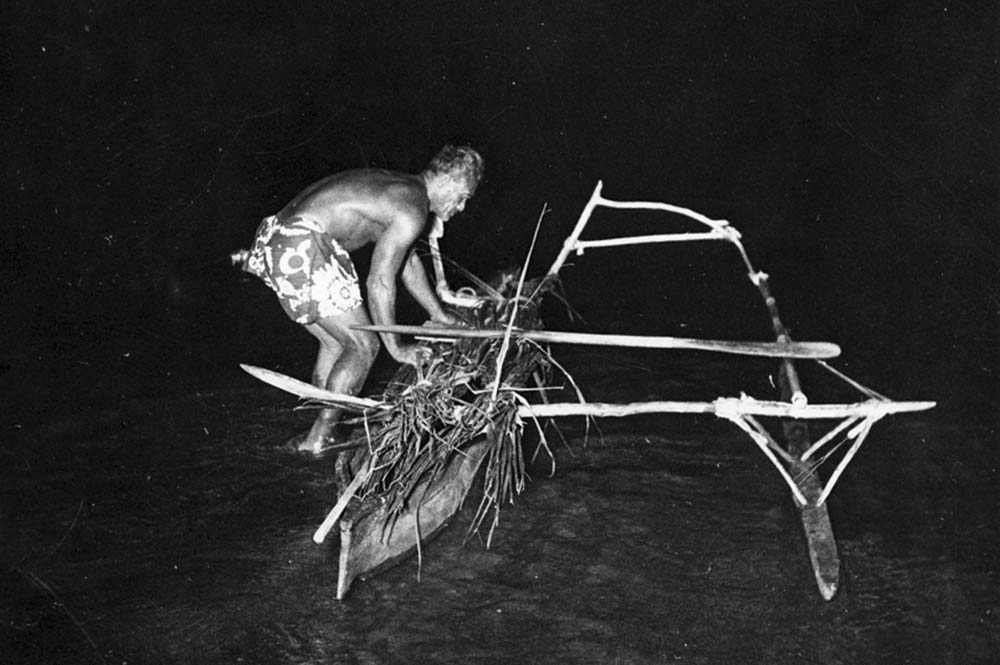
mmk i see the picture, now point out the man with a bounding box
[243,145,484,454]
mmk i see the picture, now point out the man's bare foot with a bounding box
[285,432,335,456]
[301,435,338,456]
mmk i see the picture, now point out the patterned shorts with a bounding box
[245,215,363,324]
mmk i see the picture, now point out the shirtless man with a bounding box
[243,145,484,454]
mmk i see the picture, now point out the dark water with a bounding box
[3,2,997,663]
[3,343,998,664]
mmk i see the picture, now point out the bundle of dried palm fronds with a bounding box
[340,272,560,540]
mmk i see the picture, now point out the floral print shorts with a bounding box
[246,215,363,324]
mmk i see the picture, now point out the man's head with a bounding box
[424,145,484,221]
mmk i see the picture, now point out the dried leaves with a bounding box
[349,275,557,541]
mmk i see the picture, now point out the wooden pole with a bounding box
[573,231,728,250]
[816,416,878,506]
[578,196,737,233]
[547,181,603,277]
[516,399,934,420]
[800,415,862,462]
[355,324,842,360]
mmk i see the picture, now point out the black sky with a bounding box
[2,1,996,418]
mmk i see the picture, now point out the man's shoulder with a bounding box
[285,169,427,239]
[317,169,423,209]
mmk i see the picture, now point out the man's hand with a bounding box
[392,344,432,367]
[427,311,460,327]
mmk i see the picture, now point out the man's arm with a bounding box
[400,250,456,325]
[367,217,428,366]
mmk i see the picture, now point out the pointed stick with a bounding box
[490,204,548,402]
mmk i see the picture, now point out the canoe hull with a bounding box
[336,438,489,600]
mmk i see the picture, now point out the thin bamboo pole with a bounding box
[816,416,878,506]
[355,324,842,360]
[800,415,862,461]
[490,205,546,403]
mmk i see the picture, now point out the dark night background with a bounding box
[1,2,997,664]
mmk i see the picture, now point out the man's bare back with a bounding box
[277,169,429,253]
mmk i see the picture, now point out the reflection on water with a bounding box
[2,350,997,664]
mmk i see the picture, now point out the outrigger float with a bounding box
[243,181,934,601]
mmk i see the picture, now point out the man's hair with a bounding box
[426,145,484,185]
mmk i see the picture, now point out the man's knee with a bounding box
[351,332,380,366]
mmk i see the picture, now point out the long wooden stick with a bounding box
[573,231,729,250]
[355,324,842,360]
[516,399,935,420]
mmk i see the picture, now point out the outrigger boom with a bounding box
[515,397,936,421]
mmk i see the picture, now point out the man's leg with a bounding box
[297,328,342,451]
[309,329,343,391]
[299,306,380,454]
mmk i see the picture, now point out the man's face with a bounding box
[434,173,476,222]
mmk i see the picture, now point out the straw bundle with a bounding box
[341,273,556,539]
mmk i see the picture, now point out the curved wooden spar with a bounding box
[240,364,384,411]
[355,324,841,360]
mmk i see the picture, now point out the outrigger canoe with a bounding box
[243,181,934,601]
